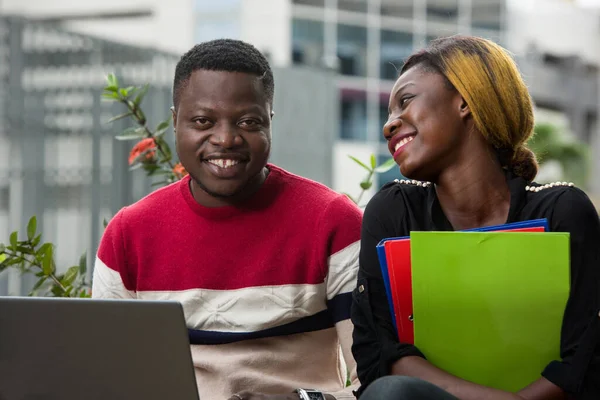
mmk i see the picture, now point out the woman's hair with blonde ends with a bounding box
[400,35,538,181]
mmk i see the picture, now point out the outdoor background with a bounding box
[1,0,599,295]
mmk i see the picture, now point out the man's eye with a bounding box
[195,118,210,125]
[240,119,259,127]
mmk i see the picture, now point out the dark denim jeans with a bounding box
[360,376,459,400]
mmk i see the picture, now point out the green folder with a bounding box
[410,231,570,392]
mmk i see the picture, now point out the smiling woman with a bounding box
[352,35,600,400]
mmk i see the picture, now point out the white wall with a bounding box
[506,0,600,64]
[1,0,194,55]
[240,0,292,67]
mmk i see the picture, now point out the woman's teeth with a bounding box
[395,136,414,151]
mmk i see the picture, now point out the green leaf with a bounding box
[115,127,146,141]
[79,252,87,276]
[31,234,42,247]
[0,253,6,264]
[119,88,129,98]
[348,155,371,172]
[9,231,17,249]
[106,73,118,88]
[62,266,79,287]
[342,193,357,204]
[370,154,377,169]
[51,285,64,297]
[6,258,21,266]
[134,83,150,106]
[42,244,54,275]
[108,112,133,123]
[27,216,37,241]
[155,137,173,162]
[37,243,52,259]
[31,276,48,292]
[374,158,397,173]
[155,116,172,136]
[16,246,33,255]
[142,163,162,175]
[0,243,5,254]
[360,181,373,190]
[101,91,119,101]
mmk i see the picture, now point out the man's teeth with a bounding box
[395,136,415,152]
[207,159,240,168]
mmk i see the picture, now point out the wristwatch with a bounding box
[295,388,326,400]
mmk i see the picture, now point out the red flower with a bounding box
[172,163,188,179]
[129,138,157,165]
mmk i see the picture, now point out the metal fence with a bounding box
[0,16,180,295]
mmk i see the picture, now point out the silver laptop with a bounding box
[0,297,199,400]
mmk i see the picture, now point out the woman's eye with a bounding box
[400,96,413,107]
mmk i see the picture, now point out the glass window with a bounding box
[380,30,413,81]
[337,24,367,76]
[472,0,502,31]
[338,0,368,13]
[426,0,459,25]
[381,0,413,20]
[340,89,367,141]
[292,0,326,7]
[377,153,404,188]
[291,19,325,67]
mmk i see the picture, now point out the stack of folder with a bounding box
[376,219,570,391]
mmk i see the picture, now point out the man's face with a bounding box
[173,70,272,206]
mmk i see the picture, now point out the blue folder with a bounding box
[376,219,549,332]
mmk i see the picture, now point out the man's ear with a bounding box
[171,106,177,130]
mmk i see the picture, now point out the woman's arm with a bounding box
[351,185,427,396]
[393,357,568,400]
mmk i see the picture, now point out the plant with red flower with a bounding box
[129,138,157,165]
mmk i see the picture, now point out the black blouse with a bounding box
[351,173,600,399]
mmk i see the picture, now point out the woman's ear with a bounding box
[459,97,471,119]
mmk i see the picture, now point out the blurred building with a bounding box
[3,0,599,195]
[1,0,600,296]
[192,0,600,198]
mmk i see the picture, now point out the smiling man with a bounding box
[91,39,362,400]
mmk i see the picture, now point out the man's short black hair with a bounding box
[172,39,274,108]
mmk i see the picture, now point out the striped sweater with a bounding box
[92,164,362,400]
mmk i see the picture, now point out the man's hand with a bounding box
[227,392,299,400]
[227,392,335,400]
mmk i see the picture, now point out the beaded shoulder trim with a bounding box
[394,179,432,188]
[525,181,574,192]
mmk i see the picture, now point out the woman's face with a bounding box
[384,65,470,182]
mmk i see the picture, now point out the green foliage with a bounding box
[345,155,397,206]
[0,216,90,297]
[528,123,590,188]
[102,75,184,186]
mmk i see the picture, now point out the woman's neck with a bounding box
[435,150,511,231]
